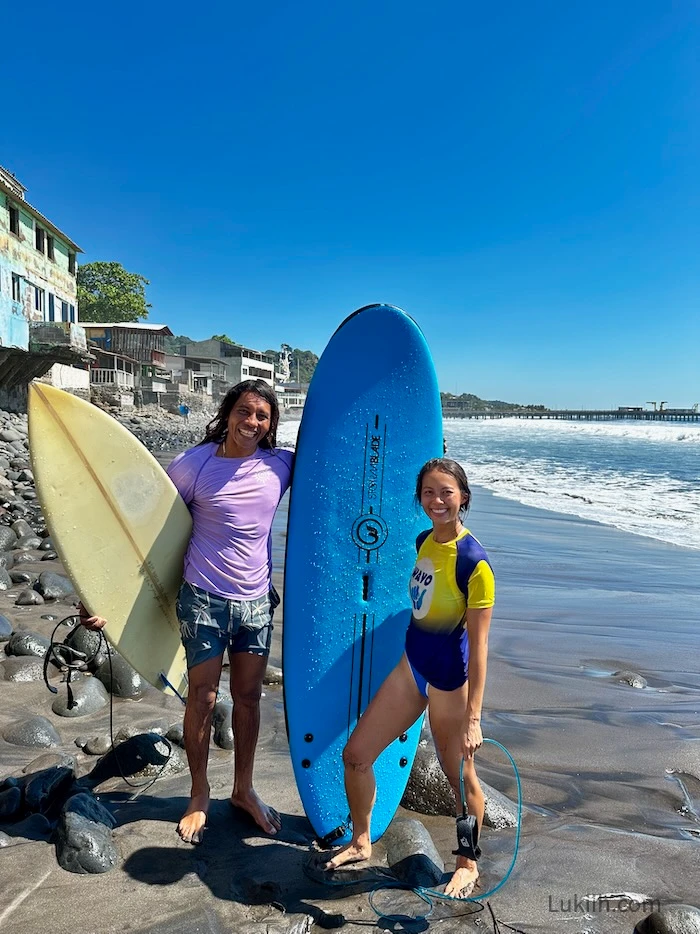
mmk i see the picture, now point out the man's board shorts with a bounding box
[176,581,279,670]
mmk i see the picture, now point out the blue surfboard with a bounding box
[283,304,443,845]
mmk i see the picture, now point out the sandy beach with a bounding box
[1,480,699,934]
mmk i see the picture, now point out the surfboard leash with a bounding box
[308,738,523,927]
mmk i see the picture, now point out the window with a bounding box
[35,286,45,315]
[68,252,76,275]
[35,225,45,253]
[61,300,69,322]
[9,204,19,236]
[69,304,75,323]
[11,273,21,302]
[47,235,55,261]
[48,294,55,322]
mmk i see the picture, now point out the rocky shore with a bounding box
[0,403,698,934]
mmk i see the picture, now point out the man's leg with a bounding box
[228,651,281,834]
[178,653,224,844]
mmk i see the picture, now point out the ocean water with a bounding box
[277,417,700,551]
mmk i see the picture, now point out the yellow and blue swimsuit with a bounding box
[405,528,495,695]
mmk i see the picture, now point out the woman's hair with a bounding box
[415,457,471,516]
[200,380,280,450]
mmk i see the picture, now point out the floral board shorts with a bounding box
[176,581,279,670]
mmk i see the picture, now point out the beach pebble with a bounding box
[79,734,113,756]
[24,765,76,814]
[2,656,46,682]
[0,567,12,591]
[0,551,15,570]
[94,653,145,698]
[22,752,78,775]
[0,429,22,442]
[614,669,648,689]
[62,625,108,671]
[0,527,17,550]
[5,629,50,657]
[264,665,284,685]
[213,699,234,749]
[635,904,700,933]
[34,571,75,600]
[9,570,35,585]
[383,817,444,887]
[0,613,13,640]
[166,723,185,747]
[51,675,109,717]
[15,533,42,550]
[2,715,61,748]
[12,553,39,567]
[16,587,44,605]
[0,785,22,821]
[11,518,34,538]
[55,792,118,874]
[41,551,58,561]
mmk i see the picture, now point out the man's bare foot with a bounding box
[230,788,282,835]
[321,839,372,871]
[444,857,479,899]
[177,792,209,845]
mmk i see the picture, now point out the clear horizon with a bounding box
[3,0,697,410]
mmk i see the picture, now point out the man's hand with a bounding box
[77,602,108,631]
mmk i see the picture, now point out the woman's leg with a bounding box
[324,654,427,869]
[428,681,484,897]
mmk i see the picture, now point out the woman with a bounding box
[82,379,293,846]
[321,457,494,899]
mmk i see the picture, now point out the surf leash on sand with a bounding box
[310,738,522,926]
[44,615,174,793]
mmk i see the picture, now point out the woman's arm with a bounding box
[461,606,493,759]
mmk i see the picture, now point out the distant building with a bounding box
[82,322,173,407]
[0,166,89,405]
[183,338,275,388]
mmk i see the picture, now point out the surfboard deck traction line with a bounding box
[31,384,174,621]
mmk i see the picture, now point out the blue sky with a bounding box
[4,0,697,408]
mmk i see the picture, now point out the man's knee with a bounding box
[188,682,218,711]
[231,679,263,707]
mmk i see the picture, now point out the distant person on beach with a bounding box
[318,457,494,899]
[179,402,190,422]
[80,379,293,845]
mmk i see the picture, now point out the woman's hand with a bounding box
[77,602,108,631]
[462,717,483,760]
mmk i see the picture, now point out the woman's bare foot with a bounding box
[177,792,209,844]
[444,856,479,899]
[321,839,372,871]
[230,788,281,835]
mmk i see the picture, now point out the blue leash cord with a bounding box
[367,738,523,922]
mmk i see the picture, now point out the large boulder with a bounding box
[383,818,444,887]
[635,905,700,934]
[3,715,61,748]
[54,793,118,874]
[51,676,109,717]
[94,653,145,698]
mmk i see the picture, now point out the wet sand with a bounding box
[1,486,699,933]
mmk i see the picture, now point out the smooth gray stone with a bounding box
[0,831,11,846]
[614,669,648,689]
[0,429,22,442]
[0,527,17,552]
[0,813,52,844]
[80,734,113,756]
[0,613,12,640]
[0,549,15,568]
[3,715,61,748]
[11,518,34,538]
[16,588,44,605]
[5,629,50,657]
[86,733,186,786]
[0,786,22,821]
[41,551,58,561]
[10,570,35,584]
[12,553,39,566]
[2,656,46,682]
[384,818,444,887]
[52,676,109,717]
[15,533,42,550]
[62,625,108,671]
[213,699,234,749]
[24,765,76,814]
[22,491,37,501]
[94,653,145,698]
[401,736,518,829]
[0,566,12,590]
[264,665,284,685]
[19,468,34,482]
[55,793,118,874]
[166,723,185,748]
[35,571,75,600]
[22,753,78,775]
[635,905,700,934]
[39,537,54,551]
